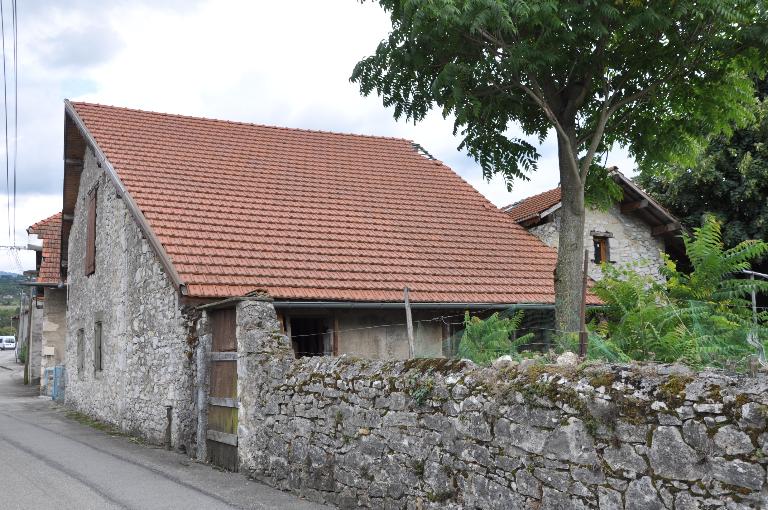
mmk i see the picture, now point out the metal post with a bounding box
[578,249,589,358]
[751,274,758,326]
[404,287,415,358]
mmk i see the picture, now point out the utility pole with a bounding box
[404,287,415,358]
[578,250,589,358]
[743,270,767,366]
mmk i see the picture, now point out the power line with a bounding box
[0,0,7,243]
[11,0,16,246]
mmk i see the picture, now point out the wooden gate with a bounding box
[206,308,239,471]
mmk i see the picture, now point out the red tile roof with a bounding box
[70,102,564,303]
[502,187,562,222]
[28,212,62,284]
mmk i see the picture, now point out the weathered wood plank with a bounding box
[211,308,237,351]
[208,405,238,433]
[210,360,237,399]
[210,351,237,361]
[206,440,238,472]
[207,429,238,446]
[209,397,238,408]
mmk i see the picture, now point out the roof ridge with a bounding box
[69,101,415,144]
[500,185,561,212]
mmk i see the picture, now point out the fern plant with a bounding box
[456,311,533,365]
[591,215,768,369]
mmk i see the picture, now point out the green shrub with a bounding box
[591,215,768,369]
[456,310,533,364]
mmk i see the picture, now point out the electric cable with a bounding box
[11,0,16,246]
[0,0,8,243]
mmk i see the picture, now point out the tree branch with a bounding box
[579,77,612,179]
[519,77,581,184]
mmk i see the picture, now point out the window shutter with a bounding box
[85,189,97,275]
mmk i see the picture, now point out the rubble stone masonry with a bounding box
[238,300,768,509]
[529,204,666,281]
[64,147,197,451]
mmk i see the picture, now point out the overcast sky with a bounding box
[0,0,633,273]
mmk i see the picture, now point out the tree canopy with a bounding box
[353,0,767,186]
[638,81,768,249]
[352,0,768,331]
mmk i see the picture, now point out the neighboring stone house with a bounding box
[502,169,684,281]
[15,275,43,386]
[17,213,67,390]
[58,102,587,463]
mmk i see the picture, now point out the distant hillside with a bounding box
[0,273,30,305]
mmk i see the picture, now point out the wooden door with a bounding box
[207,308,238,471]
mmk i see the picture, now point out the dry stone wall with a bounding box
[237,300,768,509]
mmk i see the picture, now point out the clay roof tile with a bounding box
[69,102,582,304]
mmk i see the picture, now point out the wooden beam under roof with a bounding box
[652,222,681,237]
[620,199,649,214]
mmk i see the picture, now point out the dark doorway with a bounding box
[290,317,328,357]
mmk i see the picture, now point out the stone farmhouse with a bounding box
[58,101,593,466]
[502,169,684,281]
[15,212,67,390]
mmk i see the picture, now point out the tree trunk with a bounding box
[554,128,586,335]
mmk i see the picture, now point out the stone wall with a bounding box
[237,300,768,509]
[64,147,197,450]
[529,204,665,281]
[42,287,67,368]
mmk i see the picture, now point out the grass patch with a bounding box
[64,410,146,445]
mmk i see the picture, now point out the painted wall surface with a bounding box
[529,204,666,281]
[237,300,768,510]
[64,147,197,450]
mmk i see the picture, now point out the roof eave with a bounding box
[271,301,557,310]
[611,171,681,231]
[63,100,188,296]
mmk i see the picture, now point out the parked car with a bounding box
[0,336,15,351]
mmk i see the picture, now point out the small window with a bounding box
[94,321,103,372]
[593,237,610,264]
[85,188,97,276]
[76,329,85,374]
[290,317,331,357]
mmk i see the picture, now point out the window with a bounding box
[76,329,84,374]
[593,236,610,264]
[289,317,331,357]
[85,188,97,276]
[94,322,103,372]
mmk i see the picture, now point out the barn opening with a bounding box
[289,316,331,357]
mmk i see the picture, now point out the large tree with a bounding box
[352,0,768,332]
[638,80,768,249]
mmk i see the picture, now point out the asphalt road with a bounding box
[0,349,329,510]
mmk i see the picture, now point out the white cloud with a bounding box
[0,0,635,272]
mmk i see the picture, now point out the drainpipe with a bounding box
[165,405,173,450]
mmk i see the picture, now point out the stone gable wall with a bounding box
[64,147,197,450]
[237,300,768,509]
[529,204,666,281]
